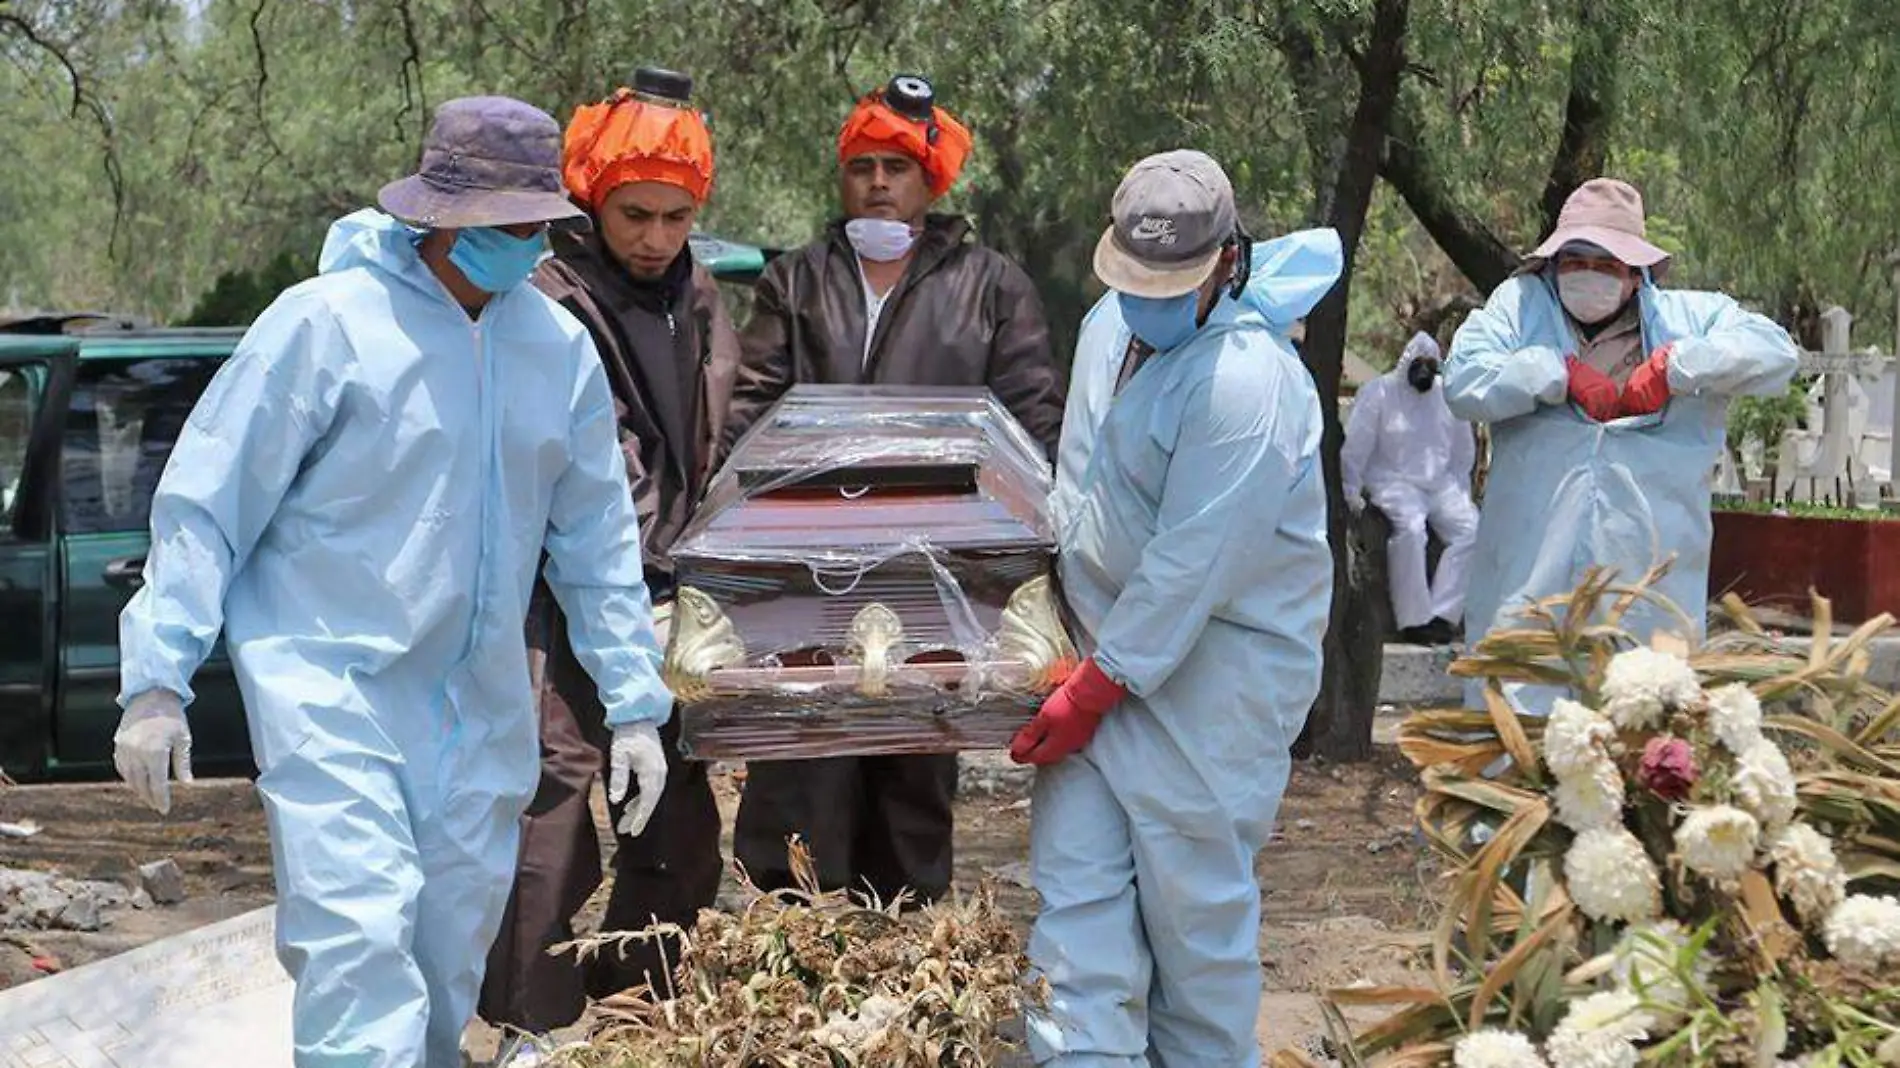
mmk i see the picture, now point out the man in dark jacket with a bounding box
[479,70,740,1066]
[728,74,1063,909]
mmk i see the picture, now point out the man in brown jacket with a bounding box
[479,69,739,1066]
[727,74,1063,909]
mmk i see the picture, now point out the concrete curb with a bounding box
[1377,643,1465,707]
[1373,635,1900,712]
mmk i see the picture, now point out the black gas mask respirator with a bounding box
[1407,358,1441,392]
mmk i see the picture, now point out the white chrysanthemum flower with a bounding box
[1611,920,1707,1018]
[1707,683,1765,754]
[1548,990,1651,1068]
[810,993,907,1048]
[1554,757,1626,832]
[1546,699,1618,779]
[1566,827,1663,923]
[1601,647,1701,730]
[1768,823,1847,925]
[1733,739,1799,829]
[1454,1029,1550,1068]
[1676,805,1761,881]
[1823,894,1900,971]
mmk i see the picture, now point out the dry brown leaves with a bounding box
[550,841,1039,1067]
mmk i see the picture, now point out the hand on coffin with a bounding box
[1008,659,1127,766]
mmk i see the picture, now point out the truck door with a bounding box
[0,340,76,780]
[55,352,247,775]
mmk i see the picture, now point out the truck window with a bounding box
[62,358,223,535]
[0,369,30,524]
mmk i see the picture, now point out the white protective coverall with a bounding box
[117,209,671,1067]
[1025,230,1342,1067]
[1341,332,1479,630]
[1445,269,1798,712]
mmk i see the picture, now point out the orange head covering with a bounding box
[836,80,973,199]
[562,88,715,210]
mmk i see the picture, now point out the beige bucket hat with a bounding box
[1528,178,1669,271]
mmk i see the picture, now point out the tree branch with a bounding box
[1,11,126,260]
[1,12,83,117]
[469,0,549,69]
[240,0,288,209]
[1380,97,1519,294]
[395,0,428,139]
[1377,2,1622,293]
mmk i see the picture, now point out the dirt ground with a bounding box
[0,746,1435,1058]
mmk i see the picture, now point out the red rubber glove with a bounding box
[1565,357,1621,423]
[1009,658,1127,766]
[1618,344,1675,417]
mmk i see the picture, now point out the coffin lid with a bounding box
[674,384,1055,562]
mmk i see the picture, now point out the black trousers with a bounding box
[734,753,958,907]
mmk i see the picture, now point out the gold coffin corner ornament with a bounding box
[848,603,906,697]
[664,586,747,702]
[996,575,1079,691]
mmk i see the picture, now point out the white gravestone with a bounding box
[0,907,291,1068]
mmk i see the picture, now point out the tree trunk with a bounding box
[1381,3,1622,296]
[1538,1,1622,238]
[1294,0,1411,763]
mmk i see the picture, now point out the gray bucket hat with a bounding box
[1093,150,1238,298]
[378,96,590,232]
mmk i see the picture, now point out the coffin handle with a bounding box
[849,603,906,697]
[995,575,1080,690]
[664,586,748,702]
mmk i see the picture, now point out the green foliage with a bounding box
[6,0,1895,357]
[179,250,312,327]
[1728,380,1812,461]
[1713,498,1899,522]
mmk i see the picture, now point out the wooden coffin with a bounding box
[665,385,1076,760]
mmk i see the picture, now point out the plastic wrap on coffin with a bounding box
[666,384,1074,759]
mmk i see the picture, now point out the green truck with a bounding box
[0,235,775,782]
[0,328,250,781]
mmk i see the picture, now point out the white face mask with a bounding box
[845,217,918,263]
[1557,269,1629,325]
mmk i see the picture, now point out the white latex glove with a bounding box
[113,690,193,815]
[607,721,667,839]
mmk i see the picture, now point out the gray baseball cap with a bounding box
[1093,150,1238,298]
[378,96,590,232]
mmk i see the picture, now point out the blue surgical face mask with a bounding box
[449,226,547,294]
[1117,290,1202,351]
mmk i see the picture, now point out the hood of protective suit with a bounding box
[320,208,425,276]
[1394,331,1441,374]
[1235,228,1344,333]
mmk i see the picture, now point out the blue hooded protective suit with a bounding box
[118,209,671,1067]
[1026,230,1343,1067]
[1444,270,1797,711]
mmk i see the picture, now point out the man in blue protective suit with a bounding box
[1011,149,1343,1067]
[1445,178,1797,712]
[110,96,674,1068]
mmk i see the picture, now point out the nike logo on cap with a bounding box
[1128,216,1178,245]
